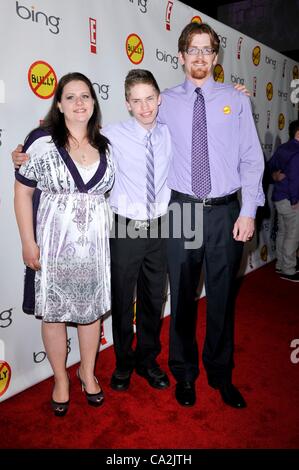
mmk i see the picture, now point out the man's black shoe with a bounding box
[175,381,196,407]
[110,370,131,391]
[211,382,247,408]
[135,366,170,389]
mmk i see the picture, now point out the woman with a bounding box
[14,72,115,416]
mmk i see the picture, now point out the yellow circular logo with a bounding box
[213,64,224,83]
[0,361,12,397]
[260,245,268,262]
[252,46,261,66]
[126,33,144,64]
[278,113,285,130]
[293,65,299,80]
[191,16,202,24]
[28,61,57,99]
[266,82,273,101]
[223,106,231,114]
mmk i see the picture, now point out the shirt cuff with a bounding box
[239,201,257,218]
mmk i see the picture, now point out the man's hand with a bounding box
[272,170,286,182]
[12,144,28,169]
[234,84,250,97]
[233,216,255,242]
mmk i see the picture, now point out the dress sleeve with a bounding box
[14,130,45,187]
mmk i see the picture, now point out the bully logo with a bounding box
[252,46,261,66]
[0,361,11,397]
[213,64,224,83]
[278,113,285,130]
[16,1,60,34]
[126,33,144,64]
[266,82,273,101]
[28,60,57,99]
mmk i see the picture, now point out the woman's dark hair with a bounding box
[41,72,109,152]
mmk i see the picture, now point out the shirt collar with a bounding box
[131,117,158,141]
[183,75,215,100]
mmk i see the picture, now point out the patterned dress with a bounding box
[16,129,114,324]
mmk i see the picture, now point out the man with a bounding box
[158,22,265,408]
[104,70,171,390]
[268,119,299,282]
[12,69,171,392]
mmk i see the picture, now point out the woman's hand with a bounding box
[22,241,41,271]
[234,84,251,97]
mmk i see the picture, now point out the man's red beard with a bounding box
[190,63,208,80]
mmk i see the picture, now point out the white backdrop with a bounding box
[0,0,298,401]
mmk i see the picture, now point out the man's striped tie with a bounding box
[145,131,155,219]
[191,87,211,198]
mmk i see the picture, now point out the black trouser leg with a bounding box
[135,238,167,369]
[110,231,143,373]
[167,199,204,382]
[202,201,243,386]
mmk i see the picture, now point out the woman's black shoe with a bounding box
[51,398,70,417]
[77,368,104,407]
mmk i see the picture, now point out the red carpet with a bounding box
[1,262,299,449]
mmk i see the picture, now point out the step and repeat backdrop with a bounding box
[0,0,298,401]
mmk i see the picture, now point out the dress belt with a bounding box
[171,190,238,206]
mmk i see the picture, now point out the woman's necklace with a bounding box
[81,153,87,164]
[69,137,89,166]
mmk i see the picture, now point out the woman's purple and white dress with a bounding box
[16,129,114,324]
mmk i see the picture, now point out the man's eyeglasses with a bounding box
[185,47,215,56]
